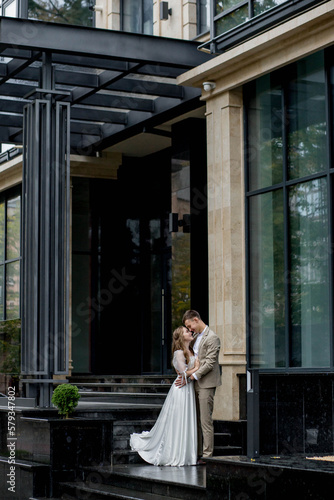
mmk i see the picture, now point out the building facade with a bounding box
[1,0,334,456]
[179,0,334,454]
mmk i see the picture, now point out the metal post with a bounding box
[247,369,260,458]
[21,53,70,406]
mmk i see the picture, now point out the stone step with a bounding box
[69,375,175,385]
[78,391,167,405]
[213,445,243,456]
[0,457,50,499]
[29,498,61,500]
[79,464,207,500]
[111,449,146,465]
[113,420,155,453]
[75,383,172,394]
[213,432,232,446]
[60,481,184,500]
[111,420,239,464]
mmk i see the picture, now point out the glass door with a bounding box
[141,214,172,374]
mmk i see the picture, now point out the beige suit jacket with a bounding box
[193,327,221,389]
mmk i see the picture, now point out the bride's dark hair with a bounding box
[172,326,193,365]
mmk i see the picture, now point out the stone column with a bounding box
[205,89,246,421]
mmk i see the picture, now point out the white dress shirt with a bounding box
[192,326,207,380]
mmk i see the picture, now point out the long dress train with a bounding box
[129,350,197,466]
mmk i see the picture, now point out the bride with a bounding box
[130,326,199,466]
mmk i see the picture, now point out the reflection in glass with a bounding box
[199,0,210,33]
[0,265,4,321]
[171,157,191,332]
[6,195,20,261]
[216,0,241,14]
[148,219,162,373]
[122,0,153,34]
[288,53,326,180]
[72,179,91,253]
[215,5,248,35]
[6,261,20,320]
[3,0,17,17]
[253,0,288,17]
[0,319,21,390]
[0,201,4,263]
[247,75,283,191]
[249,190,285,368]
[28,0,93,27]
[72,254,91,373]
[289,178,330,367]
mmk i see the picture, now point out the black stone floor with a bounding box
[209,454,334,473]
[106,463,206,488]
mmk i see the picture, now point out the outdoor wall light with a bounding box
[203,81,216,92]
[160,1,172,20]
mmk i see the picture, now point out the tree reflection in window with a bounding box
[28,0,93,26]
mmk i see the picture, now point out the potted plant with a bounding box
[51,383,80,419]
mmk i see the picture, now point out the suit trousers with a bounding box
[194,384,216,458]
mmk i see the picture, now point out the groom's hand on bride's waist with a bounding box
[175,374,187,388]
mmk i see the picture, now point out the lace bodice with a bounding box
[172,350,195,373]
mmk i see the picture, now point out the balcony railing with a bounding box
[201,0,330,53]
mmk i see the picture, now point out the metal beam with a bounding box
[0,17,213,68]
[79,93,154,112]
[0,17,208,154]
[0,51,41,85]
[107,78,183,98]
[81,87,201,152]
[71,106,127,124]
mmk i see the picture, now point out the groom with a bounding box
[178,309,221,463]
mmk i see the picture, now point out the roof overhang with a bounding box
[0,17,213,154]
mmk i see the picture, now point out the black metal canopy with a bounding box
[0,16,213,153]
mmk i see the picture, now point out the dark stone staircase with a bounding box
[4,375,247,500]
[213,420,246,458]
[70,375,247,465]
[59,463,207,500]
[72,375,174,408]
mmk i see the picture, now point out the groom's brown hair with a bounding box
[182,309,201,323]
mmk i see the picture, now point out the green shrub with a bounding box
[51,383,80,418]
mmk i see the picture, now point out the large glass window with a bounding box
[246,50,333,370]
[0,189,21,321]
[171,155,191,332]
[249,190,285,368]
[121,0,153,35]
[197,0,211,34]
[28,0,93,26]
[0,188,21,395]
[247,74,283,191]
[0,0,18,16]
[289,179,330,367]
[287,53,327,180]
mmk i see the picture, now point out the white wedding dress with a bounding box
[130,350,197,466]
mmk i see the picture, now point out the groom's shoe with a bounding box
[196,458,206,465]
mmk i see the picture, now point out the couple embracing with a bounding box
[130,310,221,466]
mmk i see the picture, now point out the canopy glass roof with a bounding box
[0,16,213,154]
